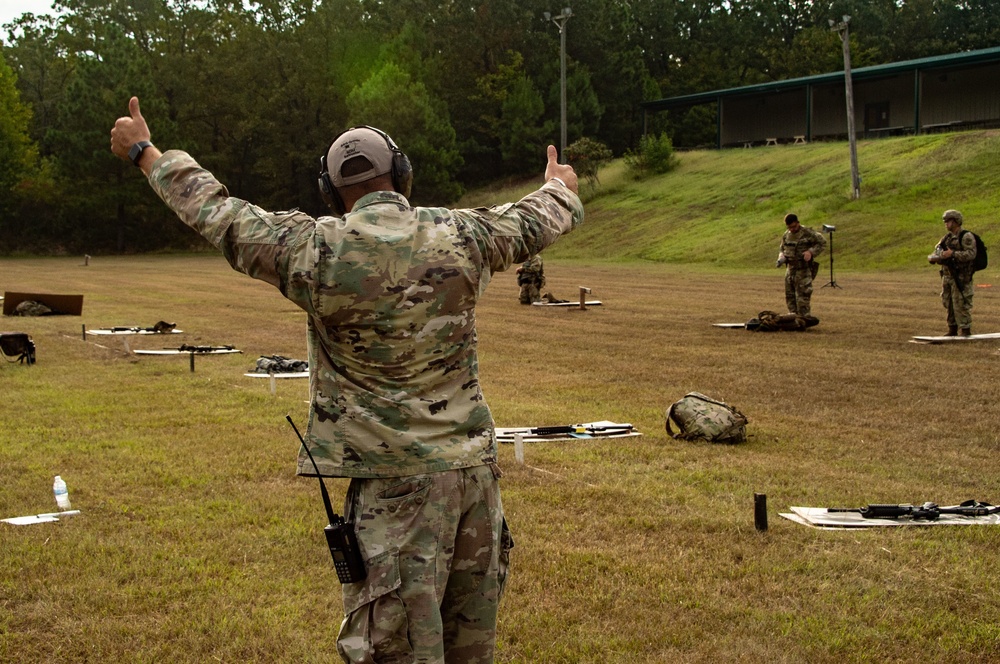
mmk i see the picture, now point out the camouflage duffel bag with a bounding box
[665,392,748,444]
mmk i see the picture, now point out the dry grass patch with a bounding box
[2,256,1000,663]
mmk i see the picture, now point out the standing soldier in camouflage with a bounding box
[776,213,826,317]
[516,254,545,304]
[111,97,583,664]
[928,209,977,336]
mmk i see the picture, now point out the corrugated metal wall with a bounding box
[920,63,1000,126]
[718,61,999,146]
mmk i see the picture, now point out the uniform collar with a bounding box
[352,190,411,212]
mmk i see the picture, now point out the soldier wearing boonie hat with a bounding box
[928,209,977,335]
[110,95,584,664]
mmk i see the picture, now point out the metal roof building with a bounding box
[641,47,1000,148]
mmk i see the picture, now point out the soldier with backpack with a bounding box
[928,209,981,336]
[776,213,826,317]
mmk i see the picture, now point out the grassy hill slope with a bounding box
[459,129,1000,272]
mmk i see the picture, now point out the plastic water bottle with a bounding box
[53,475,72,511]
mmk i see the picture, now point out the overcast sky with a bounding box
[1,0,60,28]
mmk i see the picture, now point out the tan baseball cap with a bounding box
[327,127,394,187]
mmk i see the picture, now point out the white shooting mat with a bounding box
[780,506,1000,529]
[496,421,639,443]
[3,510,81,526]
[87,328,183,336]
[135,348,241,355]
[531,300,602,307]
[910,332,1000,344]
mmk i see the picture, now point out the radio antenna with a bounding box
[285,415,340,525]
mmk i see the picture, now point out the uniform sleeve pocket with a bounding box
[337,550,413,664]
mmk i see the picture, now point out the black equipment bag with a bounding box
[0,332,36,364]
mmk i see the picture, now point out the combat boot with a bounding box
[959,328,971,337]
[945,326,958,336]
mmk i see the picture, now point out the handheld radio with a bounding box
[286,415,366,584]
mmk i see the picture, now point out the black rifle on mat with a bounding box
[827,499,1000,520]
[528,423,634,436]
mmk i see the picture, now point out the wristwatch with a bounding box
[128,140,153,166]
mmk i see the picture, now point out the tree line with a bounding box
[2,0,997,254]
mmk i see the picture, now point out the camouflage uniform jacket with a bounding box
[779,226,826,268]
[148,151,583,478]
[936,230,977,284]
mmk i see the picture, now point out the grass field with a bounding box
[3,253,1000,663]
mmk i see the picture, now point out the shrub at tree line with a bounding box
[623,133,678,179]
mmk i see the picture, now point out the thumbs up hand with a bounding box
[110,96,152,162]
[543,145,579,194]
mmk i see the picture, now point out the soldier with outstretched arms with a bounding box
[111,96,583,664]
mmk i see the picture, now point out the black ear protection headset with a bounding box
[318,125,413,215]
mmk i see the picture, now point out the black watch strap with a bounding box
[128,140,153,166]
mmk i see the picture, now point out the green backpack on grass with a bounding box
[666,392,748,445]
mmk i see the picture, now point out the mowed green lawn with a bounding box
[2,254,1000,663]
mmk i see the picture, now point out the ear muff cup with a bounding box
[318,154,346,215]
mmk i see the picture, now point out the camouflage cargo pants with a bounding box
[337,465,512,664]
[519,282,541,304]
[941,273,974,329]
[784,264,817,317]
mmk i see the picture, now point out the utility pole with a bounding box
[544,7,573,163]
[830,15,860,199]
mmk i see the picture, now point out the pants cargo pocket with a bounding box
[337,550,413,664]
[498,517,514,603]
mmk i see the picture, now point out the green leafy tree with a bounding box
[500,75,555,175]
[466,50,528,182]
[545,63,602,148]
[0,52,38,203]
[49,27,173,253]
[347,62,463,204]
[0,50,49,250]
[2,13,77,155]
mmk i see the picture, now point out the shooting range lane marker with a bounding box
[520,463,598,488]
[754,493,768,531]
